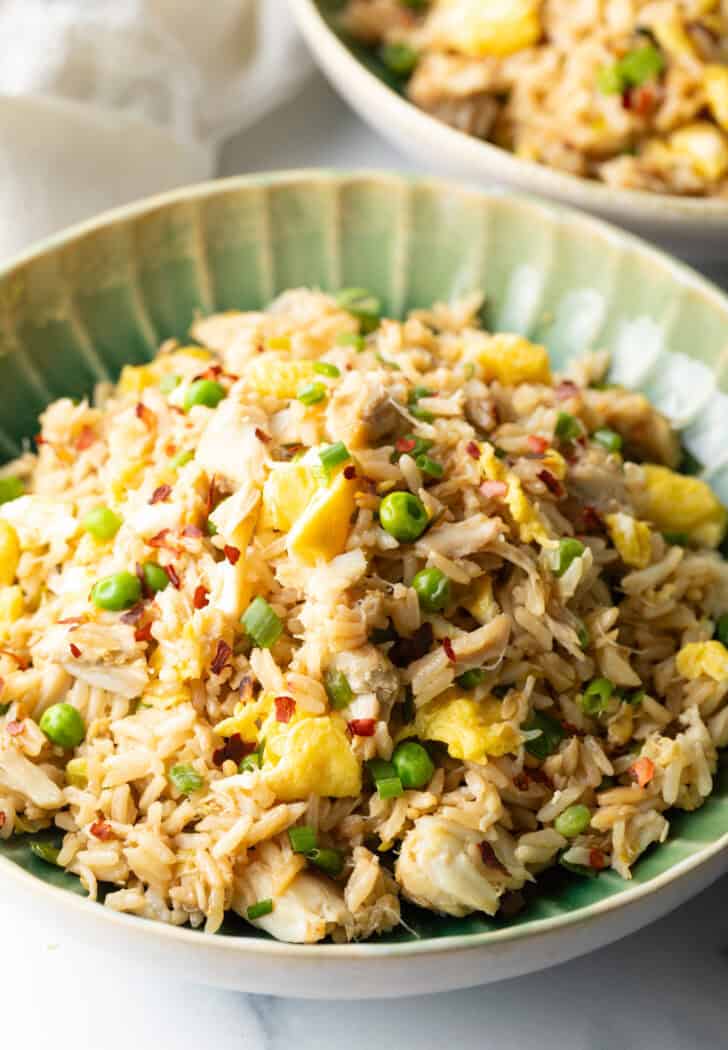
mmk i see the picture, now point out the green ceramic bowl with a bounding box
[1,171,728,998]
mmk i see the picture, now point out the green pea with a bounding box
[392,740,434,790]
[83,506,122,541]
[0,477,24,504]
[554,804,592,838]
[716,614,728,647]
[592,428,622,453]
[455,668,487,690]
[91,571,142,611]
[184,379,226,412]
[412,567,451,612]
[524,711,566,760]
[553,538,585,577]
[142,561,169,594]
[39,703,86,749]
[379,491,429,543]
[580,677,615,715]
[555,412,582,442]
[168,764,204,795]
[381,42,419,76]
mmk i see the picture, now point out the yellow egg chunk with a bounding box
[705,65,728,131]
[0,521,20,586]
[650,12,696,57]
[605,512,652,569]
[142,681,193,711]
[261,463,319,533]
[247,355,315,399]
[669,122,728,181]
[288,470,358,564]
[481,443,552,546]
[118,364,157,396]
[637,465,727,548]
[676,641,728,683]
[430,0,542,58]
[475,333,551,386]
[0,585,23,624]
[263,716,362,801]
[65,758,88,789]
[414,691,520,761]
[464,575,499,624]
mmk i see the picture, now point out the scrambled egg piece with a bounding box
[473,333,551,386]
[676,641,728,683]
[605,512,652,569]
[118,363,158,396]
[215,694,272,741]
[261,463,319,532]
[118,347,212,395]
[413,690,520,761]
[0,585,23,625]
[429,0,542,59]
[0,521,20,586]
[149,623,203,682]
[668,122,728,181]
[637,465,727,548]
[542,448,567,480]
[142,681,193,710]
[481,443,552,546]
[264,716,362,801]
[288,469,359,564]
[649,11,696,57]
[247,355,315,400]
[705,66,728,132]
[463,575,499,625]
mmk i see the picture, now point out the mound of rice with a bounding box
[343,0,728,197]
[1,286,727,943]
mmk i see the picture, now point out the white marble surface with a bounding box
[3,70,728,1050]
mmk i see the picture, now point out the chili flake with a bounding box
[212,733,253,768]
[90,818,114,841]
[343,465,356,480]
[527,435,549,455]
[466,441,481,460]
[211,639,232,676]
[589,848,607,870]
[6,720,23,736]
[537,469,564,498]
[165,564,181,590]
[274,696,296,723]
[223,545,241,565]
[75,426,96,451]
[135,402,156,428]
[69,643,82,659]
[255,427,271,444]
[348,718,376,737]
[193,585,209,609]
[442,637,456,663]
[479,842,508,874]
[629,755,655,788]
[149,484,172,505]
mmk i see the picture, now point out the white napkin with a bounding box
[0,0,312,261]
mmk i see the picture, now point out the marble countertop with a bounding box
[3,70,728,1050]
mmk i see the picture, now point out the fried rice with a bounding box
[0,286,727,943]
[342,0,728,197]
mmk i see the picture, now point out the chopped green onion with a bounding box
[524,711,566,760]
[171,449,194,468]
[288,825,318,854]
[380,41,419,76]
[319,441,351,474]
[241,596,283,649]
[307,846,345,877]
[313,361,341,378]
[716,614,728,647]
[335,288,381,333]
[324,668,354,710]
[297,381,327,406]
[555,412,582,442]
[239,752,261,772]
[335,332,366,351]
[580,677,615,715]
[0,702,10,717]
[246,898,274,920]
[367,757,397,782]
[29,841,60,866]
[205,518,218,537]
[663,532,689,546]
[0,477,24,504]
[168,764,204,795]
[576,621,591,650]
[159,373,181,394]
[679,445,703,476]
[597,44,664,95]
[416,454,444,478]
[408,386,435,423]
[621,688,645,706]
[592,428,623,453]
[391,435,433,464]
[376,776,404,799]
[376,352,400,371]
[456,668,487,690]
[553,538,585,577]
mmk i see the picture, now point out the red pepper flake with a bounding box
[581,505,604,532]
[223,545,241,565]
[134,622,153,643]
[212,733,254,768]
[632,85,656,117]
[480,480,508,501]
[182,525,203,538]
[135,402,156,428]
[211,639,232,675]
[165,564,181,590]
[0,650,29,670]
[629,756,655,788]
[90,818,114,841]
[148,529,171,549]
[193,585,209,609]
[165,442,177,457]
[525,766,552,786]
[6,720,23,736]
[589,848,607,871]
[255,427,271,444]
[0,812,5,830]
[442,637,456,664]
[554,380,579,401]
[513,772,531,791]
[274,695,296,723]
[35,434,47,446]
[58,616,86,626]
[69,643,82,659]
[74,426,96,451]
[527,435,549,455]
[348,718,376,737]
[537,469,564,498]
[466,440,481,460]
[389,622,434,669]
[396,437,417,454]
[149,484,172,505]
[343,465,356,480]
[479,842,508,874]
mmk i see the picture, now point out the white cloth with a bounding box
[0,0,311,261]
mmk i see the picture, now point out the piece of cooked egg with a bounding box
[428,0,542,59]
[263,715,362,801]
[287,469,358,564]
[605,512,653,569]
[636,465,727,548]
[676,640,728,683]
[412,690,520,760]
[473,333,551,386]
[668,122,728,181]
[261,463,319,533]
[247,355,315,400]
[705,65,728,132]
